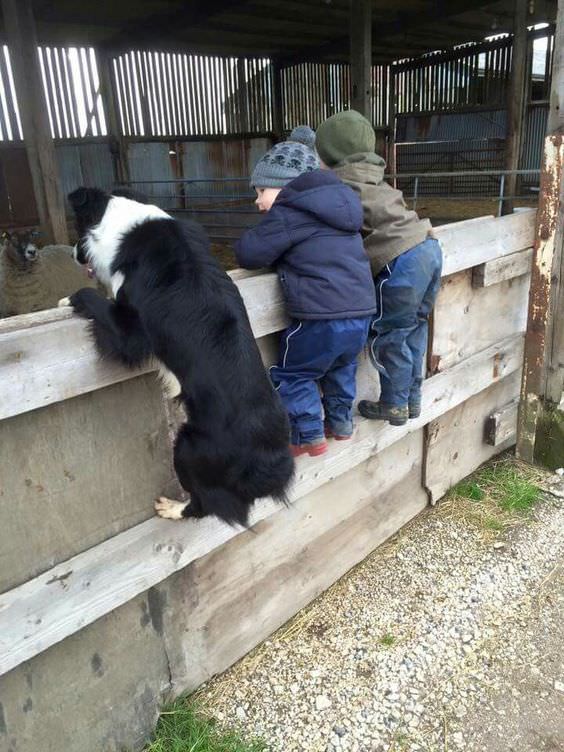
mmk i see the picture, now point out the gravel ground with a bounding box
[196,474,564,752]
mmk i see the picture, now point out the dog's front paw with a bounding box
[67,287,100,318]
[58,297,71,308]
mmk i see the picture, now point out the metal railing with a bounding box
[117,168,541,241]
[387,169,540,216]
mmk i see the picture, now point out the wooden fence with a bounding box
[0,209,535,752]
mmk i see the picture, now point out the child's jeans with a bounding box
[270,317,372,445]
[370,238,443,408]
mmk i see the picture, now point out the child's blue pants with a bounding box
[270,317,371,444]
[370,237,443,408]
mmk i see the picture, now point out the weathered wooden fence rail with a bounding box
[0,209,535,752]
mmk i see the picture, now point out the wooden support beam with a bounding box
[387,65,397,182]
[517,0,564,463]
[236,58,250,134]
[548,3,564,136]
[517,143,563,456]
[97,49,129,184]
[271,59,284,140]
[350,0,372,118]
[1,0,68,244]
[503,0,529,215]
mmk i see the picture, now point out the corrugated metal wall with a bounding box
[395,104,546,196]
[521,103,549,179]
[56,142,115,197]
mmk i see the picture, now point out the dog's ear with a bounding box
[68,187,90,208]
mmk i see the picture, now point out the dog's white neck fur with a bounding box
[85,196,170,295]
[83,196,181,399]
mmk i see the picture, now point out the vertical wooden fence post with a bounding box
[503,0,529,215]
[350,0,372,118]
[2,0,68,244]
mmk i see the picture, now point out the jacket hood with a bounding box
[333,152,387,185]
[276,169,362,232]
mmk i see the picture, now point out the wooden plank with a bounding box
[425,371,521,503]
[472,247,533,287]
[235,272,288,338]
[436,210,536,277]
[432,269,530,371]
[0,374,175,594]
[0,317,154,421]
[0,305,72,334]
[0,333,523,677]
[0,274,285,421]
[485,398,519,446]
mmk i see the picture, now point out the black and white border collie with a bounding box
[61,187,294,526]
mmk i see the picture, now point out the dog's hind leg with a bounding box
[154,494,205,521]
[154,496,188,520]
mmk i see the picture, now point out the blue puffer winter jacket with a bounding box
[235,170,376,320]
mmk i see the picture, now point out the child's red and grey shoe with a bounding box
[289,438,329,457]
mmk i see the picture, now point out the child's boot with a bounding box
[408,398,421,419]
[358,400,408,426]
[290,437,329,457]
[324,419,354,441]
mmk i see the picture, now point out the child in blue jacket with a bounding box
[235,138,376,457]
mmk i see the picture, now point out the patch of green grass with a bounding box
[476,462,540,514]
[144,700,266,752]
[442,455,544,539]
[452,480,486,502]
[379,632,396,647]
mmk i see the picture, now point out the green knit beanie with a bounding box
[315,110,376,167]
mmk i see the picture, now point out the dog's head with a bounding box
[67,186,169,293]
[68,187,111,266]
[1,229,41,267]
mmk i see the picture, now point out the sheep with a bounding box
[0,229,98,318]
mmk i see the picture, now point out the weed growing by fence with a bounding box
[144,700,266,752]
[439,454,544,539]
